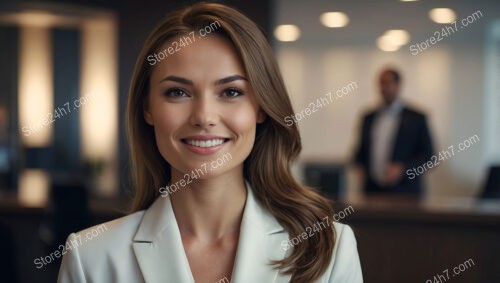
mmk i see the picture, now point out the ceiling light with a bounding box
[429,8,456,24]
[274,24,301,42]
[384,29,410,46]
[320,12,349,28]
[377,35,400,52]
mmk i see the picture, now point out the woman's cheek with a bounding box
[151,107,184,156]
[226,105,258,131]
[155,106,185,132]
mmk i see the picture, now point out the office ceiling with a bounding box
[273,0,500,46]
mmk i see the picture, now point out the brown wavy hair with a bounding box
[126,2,335,282]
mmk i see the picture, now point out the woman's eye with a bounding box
[164,88,188,98]
[221,87,244,98]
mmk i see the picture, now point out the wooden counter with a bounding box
[334,196,500,283]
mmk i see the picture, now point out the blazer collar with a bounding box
[132,181,290,283]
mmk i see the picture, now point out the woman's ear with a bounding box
[143,99,154,125]
[257,109,266,123]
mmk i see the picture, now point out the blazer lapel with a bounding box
[131,181,290,283]
[391,108,409,160]
[132,195,194,283]
[231,182,291,283]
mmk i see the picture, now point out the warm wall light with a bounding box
[18,25,53,147]
[80,18,118,196]
[429,8,456,24]
[320,12,349,28]
[0,10,79,27]
[274,24,301,42]
[18,169,50,207]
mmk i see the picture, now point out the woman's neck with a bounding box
[169,169,247,243]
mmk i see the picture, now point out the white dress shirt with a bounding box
[370,99,404,185]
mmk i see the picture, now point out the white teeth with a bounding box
[186,139,225,147]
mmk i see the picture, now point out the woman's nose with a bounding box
[189,95,218,129]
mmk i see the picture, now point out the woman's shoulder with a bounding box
[58,211,147,282]
[323,222,363,282]
[332,222,356,242]
[68,210,146,254]
[331,222,359,262]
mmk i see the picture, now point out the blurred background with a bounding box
[0,0,498,282]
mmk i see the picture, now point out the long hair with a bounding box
[126,3,336,282]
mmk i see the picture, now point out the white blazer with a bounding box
[58,182,363,283]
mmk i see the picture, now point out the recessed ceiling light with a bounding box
[429,8,456,24]
[384,29,410,46]
[377,35,400,52]
[274,24,301,42]
[400,0,419,2]
[320,12,349,28]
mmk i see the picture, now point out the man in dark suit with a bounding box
[354,69,434,196]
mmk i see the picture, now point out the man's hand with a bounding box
[384,162,404,186]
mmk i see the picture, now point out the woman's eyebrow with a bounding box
[214,75,247,85]
[159,74,247,86]
[160,75,193,85]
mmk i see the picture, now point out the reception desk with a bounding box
[335,196,500,283]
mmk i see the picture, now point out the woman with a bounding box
[58,3,362,283]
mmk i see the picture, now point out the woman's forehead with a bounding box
[150,34,246,84]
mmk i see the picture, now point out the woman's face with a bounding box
[145,34,265,181]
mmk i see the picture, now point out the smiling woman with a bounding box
[57,3,362,283]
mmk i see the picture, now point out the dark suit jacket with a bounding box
[355,106,434,195]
